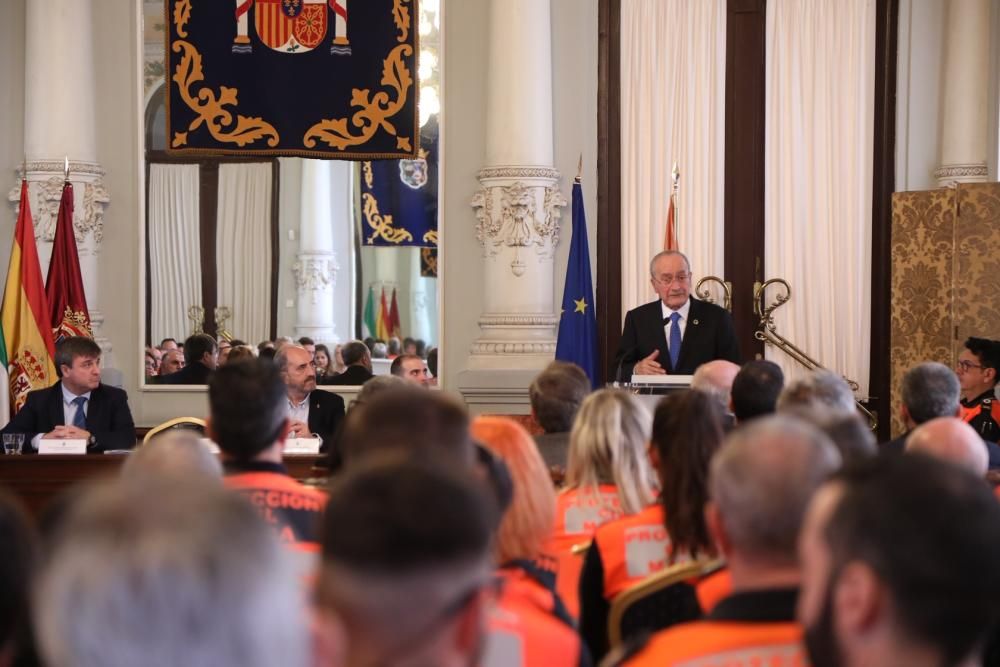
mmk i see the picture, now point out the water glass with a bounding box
[2,433,24,455]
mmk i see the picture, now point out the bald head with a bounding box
[905,417,988,477]
[710,416,841,565]
[692,360,741,411]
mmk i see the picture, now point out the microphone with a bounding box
[614,346,636,387]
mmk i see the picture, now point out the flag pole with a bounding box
[671,162,680,245]
[63,156,70,184]
[576,153,583,184]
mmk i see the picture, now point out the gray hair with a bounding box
[121,431,222,482]
[341,340,370,367]
[691,360,741,412]
[649,250,691,277]
[901,362,961,425]
[354,374,407,406]
[710,415,841,564]
[371,342,388,359]
[34,478,308,667]
[274,343,308,374]
[777,370,857,415]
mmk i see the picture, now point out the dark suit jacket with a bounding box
[319,365,374,386]
[307,389,346,453]
[2,382,136,452]
[611,298,741,379]
[156,362,213,385]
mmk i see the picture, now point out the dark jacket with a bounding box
[306,389,346,453]
[156,361,213,385]
[2,382,136,452]
[319,365,374,386]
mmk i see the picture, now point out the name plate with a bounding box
[630,374,694,386]
[39,438,87,454]
[285,437,321,455]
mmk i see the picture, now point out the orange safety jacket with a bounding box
[483,560,591,667]
[961,390,1000,443]
[546,484,625,618]
[594,504,682,600]
[695,568,733,614]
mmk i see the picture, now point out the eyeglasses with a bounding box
[653,272,690,286]
[957,360,985,372]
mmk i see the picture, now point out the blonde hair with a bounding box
[566,389,657,515]
[470,416,556,563]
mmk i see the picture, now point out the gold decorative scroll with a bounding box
[363,193,413,244]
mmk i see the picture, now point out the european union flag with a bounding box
[555,180,599,388]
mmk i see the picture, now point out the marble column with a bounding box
[292,160,345,344]
[9,0,112,359]
[935,0,991,185]
[465,0,566,375]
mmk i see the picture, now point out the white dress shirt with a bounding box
[661,298,691,356]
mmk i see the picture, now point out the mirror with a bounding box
[140,0,441,387]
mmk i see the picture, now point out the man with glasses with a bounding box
[612,250,740,380]
[957,337,1000,442]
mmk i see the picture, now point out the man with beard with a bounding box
[798,454,1000,667]
[622,416,840,665]
[277,344,345,452]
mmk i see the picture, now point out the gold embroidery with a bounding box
[422,230,438,245]
[363,193,413,245]
[363,161,374,189]
[174,0,192,38]
[393,0,411,43]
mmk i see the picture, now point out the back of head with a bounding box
[207,360,287,461]
[529,361,591,434]
[691,360,740,411]
[567,389,657,514]
[783,407,877,466]
[353,374,407,406]
[711,416,840,565]
[901,362,960,424]
[372,342,388,359]
[341,340,369,367]
[653,390,725,557]
[905,416,988,477]
[777,369,856,416]
[470,416,555,563]
[825,454,1000,664]
[0,490,36,660]
[122,431,223,482]
[731,360,784,422]
[387,337,402,356]
[226,345,256,364]
[183,333,217,365]
[35,477,307,667]
[318,457,497,660]
[340,387,474,468]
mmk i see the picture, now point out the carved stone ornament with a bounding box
[934,162,989,184]
[8,162,110,245]
[292,254,339,304]
[471,181,566,277]
[469,340,556,355]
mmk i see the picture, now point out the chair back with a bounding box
[142,417,208,445]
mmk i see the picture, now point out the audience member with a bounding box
[225,344,256,364]
[34,477,309,667]
[273,336,295,354]
[883,361,962,454]
[259,346,276,362]
[217,339,232,365]
[350,374,407,407]
[471,417,590,667]
[580,390,725,660]
[332,343,347,374]
[415,338,428,358]
[691,359,740,427]
[2,336,136,452]
[159,337,179,351]
[314,457,498,667]
[159,348,184,375]
[387,336,402,358]
[731,359,784,423]
[402,336,418,356]
[314,343,332,377]
[390,353,431,387]
[207,360,327,556]
[158,333,218,384]
[905,416,988,477]
[529,361,591,472]
[798,454,1000,667]
[0,490,37,666]
[549,389,657,618]
[321,340,375,386]
[811,411,877,465]
[143,347,159,377]
[258,340,275,353]
[296,336,316,359]
[121,430,222,481]
[372,341,388,359]
[622,416,840,665]
[275,344,345,452]
[363,336,376,352]
[958,336,1000,442]
[777,369,856,415]
[427,346,439,378]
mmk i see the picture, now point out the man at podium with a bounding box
[612,251,740,380]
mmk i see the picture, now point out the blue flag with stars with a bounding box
[555,180,599,388]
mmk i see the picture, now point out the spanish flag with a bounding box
[375,287,390,340]
[1,181,57,413]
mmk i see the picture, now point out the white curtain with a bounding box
[620,0,727,315]
[216,163,273,344]
[148,164,202,344]
[764,0,875,396]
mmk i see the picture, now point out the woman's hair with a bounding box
[225,345,256,364]
[313,344,331,373]
[470,416,555,563]
[654,390,724,558]
[566,389,656,515]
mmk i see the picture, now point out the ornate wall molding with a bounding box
[469,340,557,355]
[7,170,110,244]
[292,253,339,304]
[478,313,560,328]
[477,166,561,181]
[471,179,566,276]
[934,162,989,183]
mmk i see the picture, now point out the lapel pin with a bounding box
[692,319,699,325]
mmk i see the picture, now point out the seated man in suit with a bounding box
[157,333,218,385]
[321,340,375,386]
[276,344,345,452]
[613,251,740,379]
[528,360,590,472]
[1,336,136,452]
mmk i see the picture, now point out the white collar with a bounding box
[660,297,691,322]
[61,383,92,406]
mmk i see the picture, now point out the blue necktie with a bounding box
[72,396,87,429]
[668,312,682,370]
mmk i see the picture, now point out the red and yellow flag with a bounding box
[663,191,678,251]
[46,181,92,342]
[1,181,58,413]
[375,287,390,340]
[388,287,402,338]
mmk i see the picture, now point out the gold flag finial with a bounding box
[671,163,679,192]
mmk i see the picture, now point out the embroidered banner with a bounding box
[166,0,419,159]
[361,114,438,246]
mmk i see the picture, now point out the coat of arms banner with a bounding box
[166,0,419,159]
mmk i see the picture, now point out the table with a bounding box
[0,454,328,518]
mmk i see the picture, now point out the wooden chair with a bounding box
[141,417,207,446]
[607,559,725,650]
